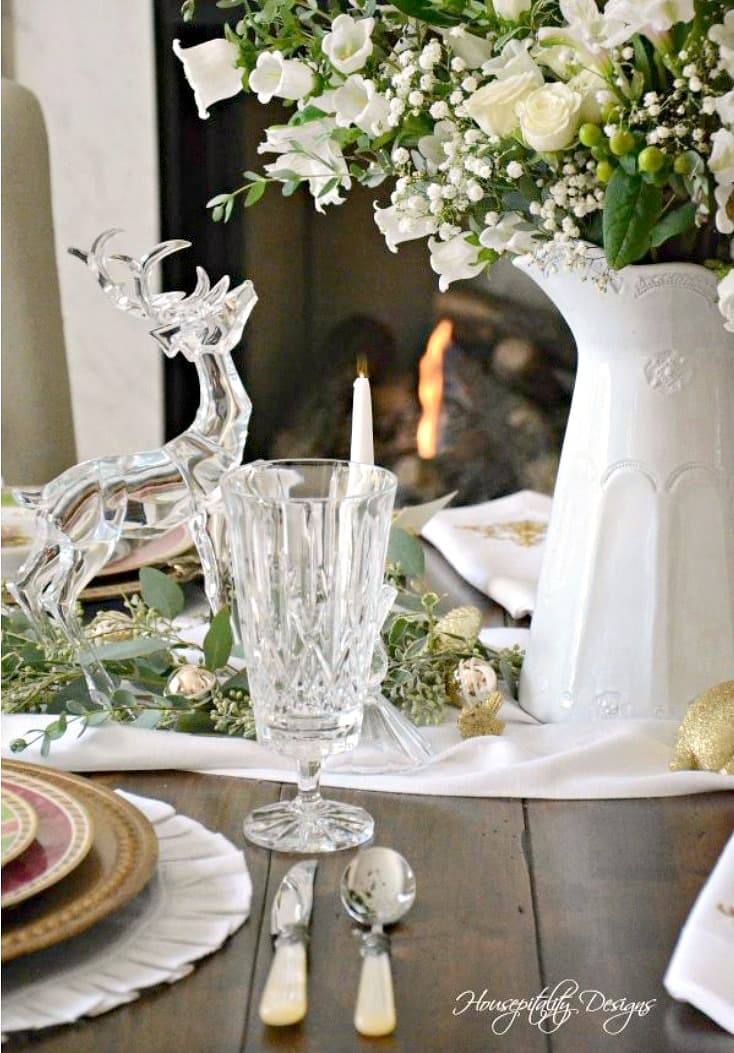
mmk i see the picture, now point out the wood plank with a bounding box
[4,772,281,1053]
[525,795,734,1053]
[244,787,545,1053]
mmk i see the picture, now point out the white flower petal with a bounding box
[172,38,242,120]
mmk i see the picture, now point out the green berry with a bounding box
[590,144,609,162]
[638,146,665,174]
[579,122,603,148]
[609,130,635,156]
[596,160,614,184]
[674,153,692,175]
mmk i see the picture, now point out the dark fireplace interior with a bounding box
[155,1,576,505]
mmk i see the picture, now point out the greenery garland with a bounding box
[2,527,523,757]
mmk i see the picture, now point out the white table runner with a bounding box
[3,630,733,800]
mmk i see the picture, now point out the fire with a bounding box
[416,318,453,459]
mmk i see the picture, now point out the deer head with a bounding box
[70,229,258,360]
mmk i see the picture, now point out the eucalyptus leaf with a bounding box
[132,709,162,730]
[221,669,250,692]
[85,711,112,727]
[204,608,234,670]
[388,526,425,578]
[139,567,185,620]
[111,688,138,709]
[93,636,174,662]
[176,711,216,734]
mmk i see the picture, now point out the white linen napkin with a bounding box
[664,831,734,1035]
[4,629,734,800]
[421,491,551,617]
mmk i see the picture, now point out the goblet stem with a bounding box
[294,759,323,810]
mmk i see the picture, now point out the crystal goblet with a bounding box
[222,460,397,853]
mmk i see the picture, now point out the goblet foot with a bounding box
[243,797,374,853]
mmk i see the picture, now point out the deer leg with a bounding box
[50,546,116,706]
[188,508,228,615]
[9,534,65,644]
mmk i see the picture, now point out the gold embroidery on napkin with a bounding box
[461,520,547,548]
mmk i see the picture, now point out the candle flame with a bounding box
[356,354,369,379]
[416,319,453,459]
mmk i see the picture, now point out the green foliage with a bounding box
[603,170,663,269]
[3,536,526,750]
[204,608,234,670]
[650,201,698,249]
[140,567,186,620]
[387,526,425,579]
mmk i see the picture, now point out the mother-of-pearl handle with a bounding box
[259,939,307,1026]
[354,941,396,1037]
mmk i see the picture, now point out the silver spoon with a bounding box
[340,846,416,1037]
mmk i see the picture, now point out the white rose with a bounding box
[258,118,351,212]
[333,76,389,135]
[481,38,544,81]
[440,26,495,70]
[248,51,314,105]
[710,128,734,185]
[519,82,582,152]
[464,71,540,139]
[539,1,616,65]
[428,233,485,291]
[172,38,242,119]
[374,204,438,253]
[494,0,531,19]
[602,0,694,48]
[717,270,734,333]
[715,89,734,130]
[710,13,734,78]
[480,212,537,255]
[322,14,375,75]
[567,69,615,124]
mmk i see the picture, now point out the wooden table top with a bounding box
[5,548,734,1053]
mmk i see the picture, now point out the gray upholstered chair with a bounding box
[1,78,77,485]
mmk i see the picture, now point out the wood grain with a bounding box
[4,775,733,1053]
[525,796,734,1053]
[243,787,544,1053]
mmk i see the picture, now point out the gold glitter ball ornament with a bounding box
[447,657,498,707]
[670,681,734,775]
[457,691,506,739]
[434,605,481,651]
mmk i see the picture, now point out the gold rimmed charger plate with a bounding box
[1,762,158,963]
[1,786,38,866]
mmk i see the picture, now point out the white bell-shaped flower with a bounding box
[173,38,243,119]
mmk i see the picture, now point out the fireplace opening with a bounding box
[155,0,576,502]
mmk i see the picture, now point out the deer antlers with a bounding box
[69,229,244,327]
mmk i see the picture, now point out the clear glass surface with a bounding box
[222,460,397,852]
[10,231,256,706]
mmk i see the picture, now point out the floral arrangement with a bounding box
[175,1,733,325]
[2,531,522,755]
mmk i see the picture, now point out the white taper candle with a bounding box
[350,373,374,466]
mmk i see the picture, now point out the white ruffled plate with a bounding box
[1,791,251,1033]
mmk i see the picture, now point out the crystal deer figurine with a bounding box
[10,229,256,704]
